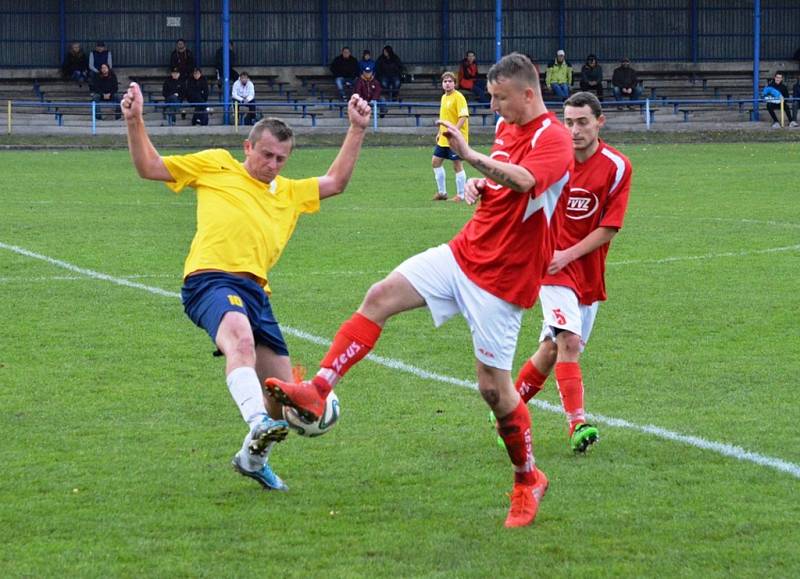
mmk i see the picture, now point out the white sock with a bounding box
[433,166,446,195]
[226,366,267,427]
[455,170,467,197]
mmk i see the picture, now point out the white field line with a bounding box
[608,243,800,267]
[0,273,176,282]
[2,240,799,480]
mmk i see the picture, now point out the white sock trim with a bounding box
[226,366,266,426]
[433,166,446,194]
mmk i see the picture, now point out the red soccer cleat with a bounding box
[264,377,326,422]
[504,468,549,528]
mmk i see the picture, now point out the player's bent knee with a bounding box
[478,385,501,408]
[557,332,582,358]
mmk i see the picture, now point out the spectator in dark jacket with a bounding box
[793,78,800,124]
[579,54,603,99]
[170,38,195,80]
[89,41,112,82]
[162,67,186,125]
[457,50,488,102]
[215,40,238,86]
[354,65,386,116]
[375,45,404,101]
[611,57,642,102]
[359,50,375,74]
[330,46,360,101]
[89,63,119,120]
[763,72,797,127]
[186,68,210,126]
[62,42,89,85]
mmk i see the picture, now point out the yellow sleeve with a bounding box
[457,92,469,118]
[290,177,321,214]
[161,149,228,193]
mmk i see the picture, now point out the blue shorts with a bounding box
[433,145,461,161]
[181,271,289,356]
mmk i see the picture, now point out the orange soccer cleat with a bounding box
[264,377,326,422]
[504,468,549,528]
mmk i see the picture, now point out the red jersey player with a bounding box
[512,91,632,453]
[265,53,573,528]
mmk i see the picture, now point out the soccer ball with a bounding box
[282,392,340,437]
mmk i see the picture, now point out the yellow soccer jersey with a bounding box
[437,90,470,147]
[162,148,319,292]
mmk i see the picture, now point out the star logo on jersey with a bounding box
[566,187,599,220]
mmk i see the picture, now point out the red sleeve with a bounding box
[518,125,573,197]
[599,157,632,229]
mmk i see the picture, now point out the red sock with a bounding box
[313,312,382,398]
[514,359,549,403]
[496,399,536,485]
[554,362,585,435]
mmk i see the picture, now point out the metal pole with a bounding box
[558,0,566,52]
[222,0,230,125]
[441,0,449,67]
[690,0,698,63]
[59,0,66,69]
[194,0,202,68]
[495,0,502,63]
[372,100,378,132]
[752,0,760,121]
[645,98,651,129]
[321,0,329,66]
[7,100,11,135]
[91,101,96,135]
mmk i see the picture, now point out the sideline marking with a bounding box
[608,243,800,267]
[2,240,799,480]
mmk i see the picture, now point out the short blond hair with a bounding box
[441,71,456,82]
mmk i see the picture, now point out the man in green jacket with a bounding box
[546,49,572,100]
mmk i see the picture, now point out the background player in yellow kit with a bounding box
[431,71,470,202]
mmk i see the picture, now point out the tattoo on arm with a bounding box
[473,158,522,190]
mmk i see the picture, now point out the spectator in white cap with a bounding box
[545,49,572,100]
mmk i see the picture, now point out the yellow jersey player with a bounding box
[120,81,371,491]
[432,71,470,202]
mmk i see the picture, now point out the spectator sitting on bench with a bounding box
[330,46,360,101]
[232,71,257,126]
[89,41,112,84]
[62,42,89,86]
[187,67,210,126]
[215,40,239,87]
[170,38,195,80]
[611,57,642,104]
[457,50,488,103]
[162,66,186,125]
[545,49,572,101]
[359,49,375,74]
[793,77,800,125]
[89,63,119,120]
[579,54,603,99]
[354,65,386,117]
[376,45,404,101]
[762,72,797,128]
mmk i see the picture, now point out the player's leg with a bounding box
[265,269,427,419]
[452,158,466,201]
[516,339,556,403]
[431,152,447,200]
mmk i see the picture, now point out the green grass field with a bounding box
[1,141,799,577]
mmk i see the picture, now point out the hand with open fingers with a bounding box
[436,119,469,159]
[121,82,144,121]
[464,177,486,205]
[348,94,372,129]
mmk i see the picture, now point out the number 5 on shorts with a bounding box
[552,308,566,325]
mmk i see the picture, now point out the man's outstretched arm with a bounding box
[121,82,173,182]
[317,94,372,199]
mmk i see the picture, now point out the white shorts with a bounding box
[394,244,523,370]
[538,285,599,352]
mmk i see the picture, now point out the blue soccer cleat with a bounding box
[232,451,289,491]
[247,416,289,456]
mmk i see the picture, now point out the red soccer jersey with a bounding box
[543,140,632,304]
[449,112,573,308]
